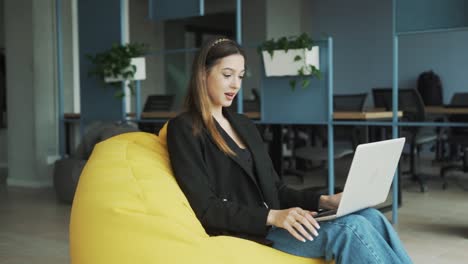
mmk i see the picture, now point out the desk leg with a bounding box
[364,125,369,143]
[65,122,70,156]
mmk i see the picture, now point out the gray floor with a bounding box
[0,157,467,263]
[0,186,70,264]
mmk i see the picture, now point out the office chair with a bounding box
[372,88,391,109]
[371,87,395,141]
[440,93,468,190]
[333,93,367,112]
[417,70,443,106]
[372,88,438,192]
[138,94,175,133]
[333,93,368,148]
[143,95,175,112]
[290,94,367,184]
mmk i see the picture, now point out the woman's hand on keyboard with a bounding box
[267,207,320,242]
[319,192,343,210]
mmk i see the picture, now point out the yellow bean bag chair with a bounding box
[70,124,329,263]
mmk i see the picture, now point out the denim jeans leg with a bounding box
[266,212,410,264]
[354,208,413,263]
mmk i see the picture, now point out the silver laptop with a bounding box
[315,138,405,222]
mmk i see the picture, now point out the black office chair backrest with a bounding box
[450,93,468,106]
[331,93,367,148]
[448,93,468,126]
[397,89,426,122]
[372,88,426,122]
[417,70,443,106]
[333,93,367,111]
[372,88,392,108]
[143,95,175,112]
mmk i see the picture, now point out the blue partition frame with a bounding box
[392,0,468,223]
[391,0,400,224]
[259,37,335,195]
[57,1,204,156]
[56,0,468,225]
[235,0,243,113]
[333,0,468,224]
[56,0,65,156]
[55,0,380,221]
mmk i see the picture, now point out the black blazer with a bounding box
[167,109,323,242]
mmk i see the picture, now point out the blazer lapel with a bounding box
[224,109,278,208]
[223,109,263,185]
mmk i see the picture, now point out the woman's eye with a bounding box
[223,74,231,78]
[239,76,244,79]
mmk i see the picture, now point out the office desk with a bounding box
[333,110,403,120]
[425,106,468,115]
[140,111,178,119]
[64,113,80,119]
[333,110,402,142]
[62,111,260,152]
[65,111,259,120]
[338,107,468,117]
[345,107,468,116]
[139,111,261,120]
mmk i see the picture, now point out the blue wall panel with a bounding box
[261,41,329,124]
[396,0,468,33]
[308,0,468,106]
[398,30,468,103]
[78,0,124,125]
[150,0,204,21]
[308,0,393,106]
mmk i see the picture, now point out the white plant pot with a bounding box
[262,47,320,77]
[104,57,146,83]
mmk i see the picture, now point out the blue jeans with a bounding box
[266,208,412,264]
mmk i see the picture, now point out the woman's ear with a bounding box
[200,73,205,83]
[202,70,209,82]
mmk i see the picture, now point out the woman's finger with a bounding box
[285,224,307,242]
[292,221,314,241]
[298,214,319,237]
[306,211,321,230]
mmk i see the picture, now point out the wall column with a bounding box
[5,0,58,187]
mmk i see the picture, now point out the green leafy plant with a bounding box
[258,33,321,90]
[87,43,147,97]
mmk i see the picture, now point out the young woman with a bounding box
[167,37,412,263]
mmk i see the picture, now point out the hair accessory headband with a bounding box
[210,38,230,48]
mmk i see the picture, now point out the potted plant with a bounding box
[87,43,147,97]
[258,33,321,90]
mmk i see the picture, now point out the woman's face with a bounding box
[205,54,245,109]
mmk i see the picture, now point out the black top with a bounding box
[217,122,256,183]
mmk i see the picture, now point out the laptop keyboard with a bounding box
[315,209,337,218]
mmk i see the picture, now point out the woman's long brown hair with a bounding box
[184,37,245,156]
